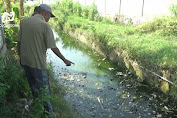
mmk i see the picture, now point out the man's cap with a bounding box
[39,4,55,17]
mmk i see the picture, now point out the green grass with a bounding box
[59,15,177,69]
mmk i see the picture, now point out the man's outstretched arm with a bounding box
[51,47,74,66]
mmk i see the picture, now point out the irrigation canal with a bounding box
[47,30,177,118]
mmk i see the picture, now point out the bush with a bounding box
[53,0,99,21]
[136,18,164,33]
[88,3,98,21]
[0,55,30,117]
[82,6,89,18]
[73,2,82,17]
[136,16,177,36]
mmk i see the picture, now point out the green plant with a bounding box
[169,4,177,17]
[73,2,82,17]
[0,55,30,117]
[136,16,177,36]
[4,27,19,49]
[28,88,53,118]
[88,3,98,21]
[102,18,113,24]
[136,18,164,33]
[82,5,89,18]
[24,3,40,17]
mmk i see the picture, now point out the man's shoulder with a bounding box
[42,22,52,30]
[21,16,34,25]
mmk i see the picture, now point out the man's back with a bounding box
[19,14,56,69]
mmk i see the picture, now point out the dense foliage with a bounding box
[0,55,31,117]
[50,0,103,30]
[136,17,177,36]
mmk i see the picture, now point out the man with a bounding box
[32,6,40,16]
[17,4,74,114]
[32,5,44,16]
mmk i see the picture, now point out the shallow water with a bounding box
[47,30,177,118]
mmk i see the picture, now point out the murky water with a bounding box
[47,30,177,118]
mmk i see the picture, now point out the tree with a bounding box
[19,0,24,19]
[2,0,11,12]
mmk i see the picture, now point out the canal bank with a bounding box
[50,21,176,97]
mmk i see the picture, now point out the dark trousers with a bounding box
[23,65,53,113]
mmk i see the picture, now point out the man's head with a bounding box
[32,6,41,16]
[38,4,55,22]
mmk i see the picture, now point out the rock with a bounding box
[70,76,74,81]
[126,84,131,87]
[19,98,27,105]
[92,106,95,110]
[102,58,106,61]
[107,86,114,90]
[116,72,123,76]
[90,113,96,117]
[104,74,107,77]
[108,68,115,71]
[156,114,162,118]
[113,106,118,110]
[17,98,32,110]
[83,75,86,78]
